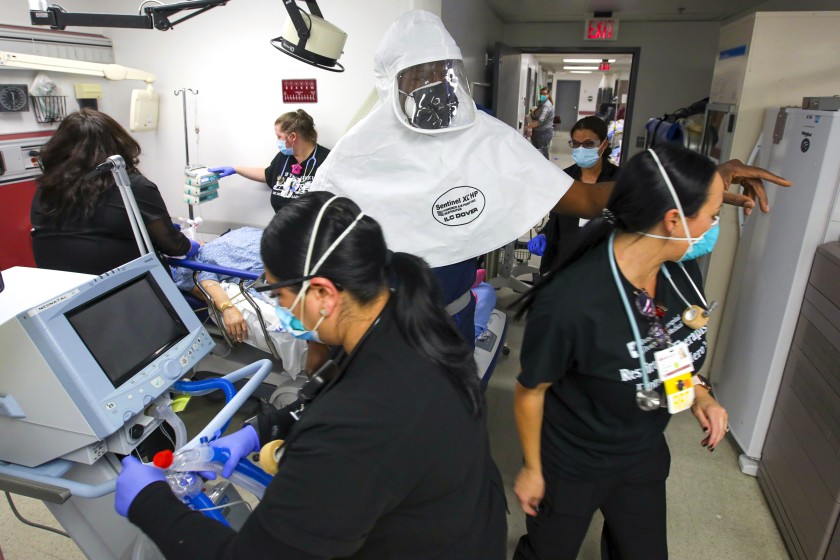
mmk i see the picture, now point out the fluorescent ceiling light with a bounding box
[564,58,616,63]
[0,51,156,83]
[570,71,592,74]
[563,66,598,70]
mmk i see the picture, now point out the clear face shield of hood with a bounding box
[394,59,475,134]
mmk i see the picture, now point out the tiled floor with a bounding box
[0,135,790,559]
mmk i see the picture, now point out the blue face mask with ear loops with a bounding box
[638,150,722,262]
[274,301,324,342]
[572,146,601,169]
[678,217,720,262]
[277,138,294,156]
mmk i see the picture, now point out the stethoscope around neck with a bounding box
[279,145,318,184]
[607,232,711,411]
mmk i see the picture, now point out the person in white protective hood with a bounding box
[310,10,790,346]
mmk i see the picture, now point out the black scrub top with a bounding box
[30,173,190,275]
[128,300,507,560]
[520,240,708,479]
[265,144,330,213]
[539,160,620,274]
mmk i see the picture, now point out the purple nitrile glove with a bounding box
[115,456,166,517]
[208,166,236,178]
[528,234,547,256]
[200,425,260,479]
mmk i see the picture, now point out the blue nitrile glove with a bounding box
[115,456,166,517]
[185,239,201,259]
[208,166,236,178]
[201,425,260,479]
[528,234,547,256]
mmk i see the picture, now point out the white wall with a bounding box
[2,0,428,228]
[442,0,503,109]
[504,21,720,160]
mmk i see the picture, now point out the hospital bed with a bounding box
[168,256,310,407]
[172,256,509,394]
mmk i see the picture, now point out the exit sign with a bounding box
[584,18,619,41]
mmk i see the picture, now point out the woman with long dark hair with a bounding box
[513,144,728,559]
[530,115,621,274]
[115,192,506,559]
[31,109,193,274]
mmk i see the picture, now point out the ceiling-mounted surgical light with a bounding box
[271,0,347,72]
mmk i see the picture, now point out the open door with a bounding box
[491,42,524,131]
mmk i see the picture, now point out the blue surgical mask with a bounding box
[572,146,601,169]
[679,218,720,261]
[539,94,547,103]
[638,149,721,261]
[277,139,294,156]
[274,300,323,342]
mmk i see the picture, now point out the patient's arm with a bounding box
[198,280,249,343]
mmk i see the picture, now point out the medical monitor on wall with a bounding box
[0,255,214,467]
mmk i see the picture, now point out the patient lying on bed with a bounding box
[172,227,497,378]
[171,227,309,377]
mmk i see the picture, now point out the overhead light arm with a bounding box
[26,0,348,72]
[0,51,157,83]
[29,0,229,31]
[271,0,347,72]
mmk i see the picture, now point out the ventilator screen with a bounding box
[66,273,188,388]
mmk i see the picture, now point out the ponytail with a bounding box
[513,143,716,319]
[389,252,482,417]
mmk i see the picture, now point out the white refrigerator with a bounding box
[712,107,840,475]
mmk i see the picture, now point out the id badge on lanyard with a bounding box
[654,342,694,414]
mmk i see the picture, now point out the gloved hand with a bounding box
[528,234,547,256]
[185,239,201,259]
[208,166,236,178]
[115,456,166,517]
[201,425,260,479]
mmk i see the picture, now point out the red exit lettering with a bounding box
[584,18,619,41]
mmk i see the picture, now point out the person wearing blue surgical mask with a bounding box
[512,144,728,560]
[529,116,621,275]
[115,191,506,559]
[209,110,331,213]
[525,87,555,158]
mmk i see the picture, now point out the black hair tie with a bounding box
[384,249,394,268]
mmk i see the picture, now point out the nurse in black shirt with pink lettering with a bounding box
[210,109,330,213]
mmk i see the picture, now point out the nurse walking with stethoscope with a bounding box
[210,109,331,213]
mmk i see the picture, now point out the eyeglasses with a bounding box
[252,272,343,297]
[634,290,671,349]
[569,139,603,149]
[252,272,316,294]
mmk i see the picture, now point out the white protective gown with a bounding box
[310,10,574,268]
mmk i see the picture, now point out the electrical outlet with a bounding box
[636,136,645,148]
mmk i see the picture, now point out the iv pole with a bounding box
[175,87,198,219]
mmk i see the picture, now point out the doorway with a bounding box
[491,46,640,166]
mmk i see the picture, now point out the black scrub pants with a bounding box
[513,439,671,560]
